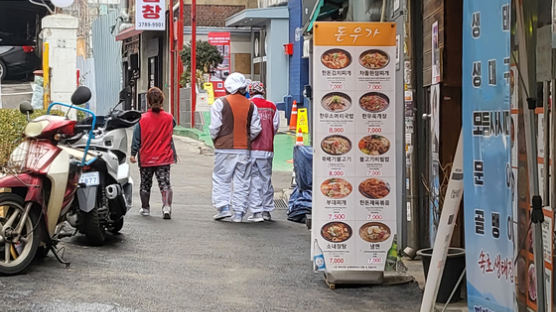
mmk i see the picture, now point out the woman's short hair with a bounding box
[147,87,164,112]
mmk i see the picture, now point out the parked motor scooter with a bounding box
[0,86,97,275]
[68,103,140,244]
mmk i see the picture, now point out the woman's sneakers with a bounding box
[162,206,171,219]
[140,207,150,216]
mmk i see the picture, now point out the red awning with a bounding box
[116,27,143,41]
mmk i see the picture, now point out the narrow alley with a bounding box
[0,135,422,312]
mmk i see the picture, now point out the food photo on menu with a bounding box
[321,135,352,156]
[359,49,389,69]
[358,135,390,155]
[322,92,352,112]
[359,178,390,199]
[321,222,353,243]
[359,222,391,243]
[321,48,352,69]
[320,178,353,199]
[359,92,389,112]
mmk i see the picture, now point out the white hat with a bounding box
[224,72,247,94]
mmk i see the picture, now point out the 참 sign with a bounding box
[462,0,514,311]
[311,22,398,273]
[136,0,165,31]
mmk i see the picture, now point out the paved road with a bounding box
[0,136,422,312]
[0,80,33,109]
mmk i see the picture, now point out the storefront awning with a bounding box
[225,6,288,27]
[116,27,143,41]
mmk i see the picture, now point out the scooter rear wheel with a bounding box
[79,206,106,246]
[109,218,124,234]
[0,193,42,275]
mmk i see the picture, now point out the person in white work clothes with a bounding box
[246,81,280,222]
[210,73,262,222]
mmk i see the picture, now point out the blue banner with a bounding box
[462,1,514,312]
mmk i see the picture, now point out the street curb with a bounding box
[173,126,214,155]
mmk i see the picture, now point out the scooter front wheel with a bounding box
[0,193,42,275]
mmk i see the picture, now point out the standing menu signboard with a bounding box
[311,22,397,272]
[462,1,514,311]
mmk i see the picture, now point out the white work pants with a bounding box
[248,157,274,213]
[212,152,252,213]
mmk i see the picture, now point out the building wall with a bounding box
[287,0,308,105]
[136,32,168,110]
[91,10,123,115]
[266,18,289,103]
[183,4,248,26]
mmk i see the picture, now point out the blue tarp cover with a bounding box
[287,146,313,223]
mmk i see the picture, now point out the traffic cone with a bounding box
[296,127,304,146]
[289,100,298,131]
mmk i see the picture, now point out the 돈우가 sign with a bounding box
[136,0,165,31]
[462,1,514,311]
[311,22,398,272]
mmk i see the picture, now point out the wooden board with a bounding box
[233,53,251,74]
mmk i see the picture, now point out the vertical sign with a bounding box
[136,0,165,31]
[432,21,440,84]
[311,22,397,272]
[462,1,514,311]
[429,83,441,244]
[208,32,231,81]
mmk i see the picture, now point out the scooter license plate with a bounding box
[79,171,100,186]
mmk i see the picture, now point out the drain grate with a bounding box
[274,198,288,210]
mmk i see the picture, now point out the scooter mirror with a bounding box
[19,101,34,115]
[71,86,92,105]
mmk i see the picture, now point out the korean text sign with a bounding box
[462,1,514,311]
[136,0,165,31]
[311,22,398,272]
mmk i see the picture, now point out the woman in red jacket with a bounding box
[130,87,177,219]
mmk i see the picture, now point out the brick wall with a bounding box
[183,5,246,27]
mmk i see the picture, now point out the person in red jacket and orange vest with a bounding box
[130,87,177,219]
[210,73,262,222]
[245,81,279,222]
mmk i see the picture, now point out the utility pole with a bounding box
[191,0,196,128]
[169,0,174,118]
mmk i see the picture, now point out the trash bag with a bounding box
[287,187,312,223]
[293,145,313,191]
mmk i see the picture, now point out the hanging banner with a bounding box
[462,1,514,311]
[311,22,398,272]
[432,21,440,84]
[136,0,165,31]
[429,83,441,244]
[208,32,231,82]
